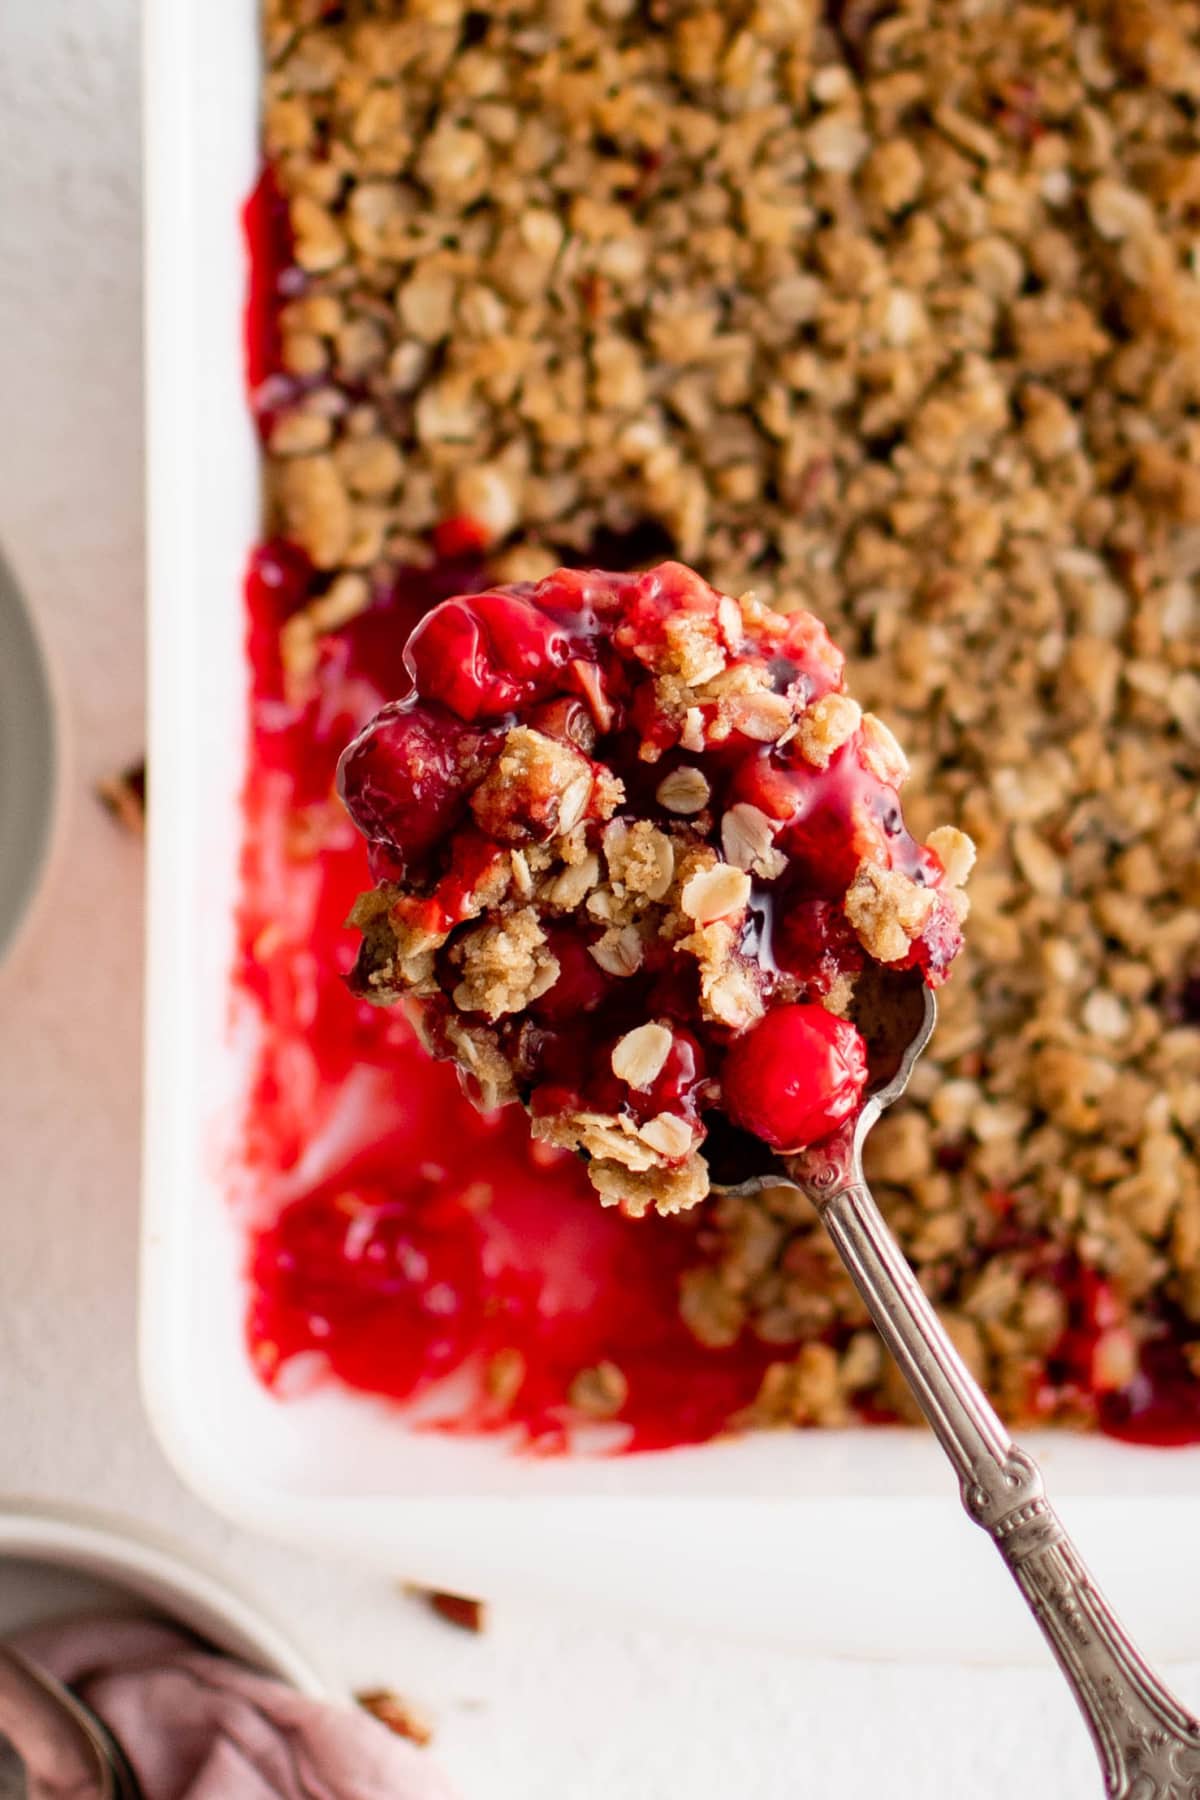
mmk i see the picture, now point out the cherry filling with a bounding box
[771,897,866,994]
[234,531,1200,1446]
[405,591,577,723]
[336,702,502,877]
[529,928,613,1023]
[336,562,969,1216]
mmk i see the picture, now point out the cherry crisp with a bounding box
[337,561,972,1216]
[249,0,1200,1446]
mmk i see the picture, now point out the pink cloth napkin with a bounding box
[6,1614,458,1800]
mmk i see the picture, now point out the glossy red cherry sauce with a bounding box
[237,544,785,1450]
[243,167,294,396]
[1049,1264,1200,1448]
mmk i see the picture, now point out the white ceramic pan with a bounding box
[140,0,1200,1660]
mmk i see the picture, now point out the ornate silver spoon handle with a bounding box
[806,1167,1200,1798]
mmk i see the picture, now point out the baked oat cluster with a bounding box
[338,561,971,1212]
[261,0,1200,1432]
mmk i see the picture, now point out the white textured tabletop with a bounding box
[0,4,1194,1795]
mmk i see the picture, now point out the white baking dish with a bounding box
[141,0,1200,1662]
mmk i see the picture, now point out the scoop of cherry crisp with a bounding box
[337,562,974,1218]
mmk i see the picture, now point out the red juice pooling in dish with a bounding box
[242,168,294,395]
[238,550,778,1449]
[236,188,783,1454]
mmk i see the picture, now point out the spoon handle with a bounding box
[814,1173,1200,1798]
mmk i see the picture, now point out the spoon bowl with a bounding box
[0,1643,141,1799]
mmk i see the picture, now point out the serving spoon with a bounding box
[0,1643,142,1800]
[707,974,1200,1799]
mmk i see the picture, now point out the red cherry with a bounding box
[336,701,495,871]
[246,539,314,618]
[777,610,844,700]
[728,752,860,895]
[434,830,514,928]
[433,514,490,559]
[615,561,723,665]
[531,929,613,1023]
[727,747,805,824]
[405,591,573,720]
[730,747,906,897]
[722,1005,868,1151]
[530,565,638,620]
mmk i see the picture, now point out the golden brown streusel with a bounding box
[451,908,561,1020]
